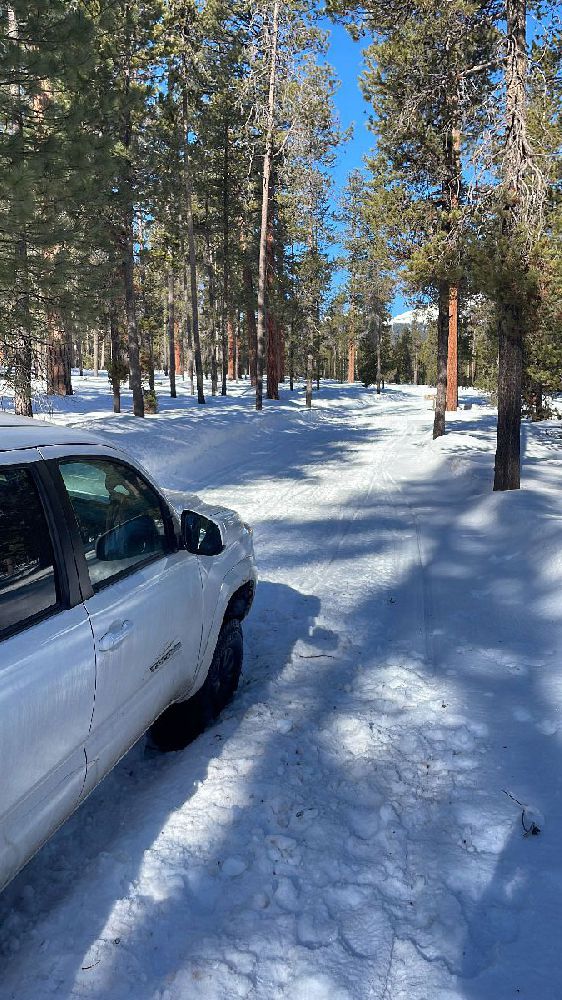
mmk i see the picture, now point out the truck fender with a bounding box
[176,560,256,702]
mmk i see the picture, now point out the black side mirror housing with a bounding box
[181,510,224,556]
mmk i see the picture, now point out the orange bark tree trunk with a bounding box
[167,266,176,398]
[266,177,279,400]
[174,321,182,379]
[244,258,258,385]
[446,284,459,410]
[227,315,235,379]
[46,315,72,395]
[255,0,279,410]
[347,339,356,383]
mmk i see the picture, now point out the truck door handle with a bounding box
[98,620,132,653]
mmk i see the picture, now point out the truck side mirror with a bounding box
[181,510,224,556]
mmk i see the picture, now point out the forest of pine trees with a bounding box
[0,0,560,490]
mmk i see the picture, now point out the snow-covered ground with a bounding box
[1,375,562,1000]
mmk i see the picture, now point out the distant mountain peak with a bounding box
[391,306,438,329]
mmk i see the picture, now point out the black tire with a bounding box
[149,619,243,752]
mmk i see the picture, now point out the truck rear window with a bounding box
[0,467,58,636]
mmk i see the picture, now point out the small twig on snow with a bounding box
[503,789,541,837]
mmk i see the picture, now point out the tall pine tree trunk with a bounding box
[289,318,294,391]
[315,312,320,390]
[495,300,523,486]
[46,315,72,395]
[167,266,176,398]
[147,335,155,393]
[9,9,32,417]
[244,254,257,385]
[221,121,229,396]
[162,291,169,377]
[182,82,205,404]
[93,328,99,377]
[347,337,355,383]
[183,260,195,395]
[77,336,84,377]
[123,226,144,417]
[435,105,461,429]
[234,318,240,382]
[227,316,235,379]
[205,210,218,397]
[267,318,279,399]
[413,335,419,386]
[446,123,461,412]
[110,301,121,413]
[534,382,543,420]
[494,0,531,491]
[266,180,279,400]
[433,280,449,438]
[376,318,382,394]
[305,322,313,408]
[137,209,154,392]
[256,0,279,411]
[446,283,459,409]
[14,233,33,417]
[175,327,182,378]
[119,31,144,418]
[14,339,32,416]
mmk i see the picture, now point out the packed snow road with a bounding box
[1,379,562,1000]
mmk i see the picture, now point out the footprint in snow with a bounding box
[276,718,294,735]
[347,808,380,841]
[296,903,338,949]
[537,719,558,736]
[340,905,393,961]
[221,857,247,878]
[266,835,301,864]
[513,707,533,723]
[273,876,301,912]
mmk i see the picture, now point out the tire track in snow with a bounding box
[376,409,437,674]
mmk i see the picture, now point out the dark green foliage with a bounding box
[107,360,129,387]
[0,0,345,411]
[143,389,159,413]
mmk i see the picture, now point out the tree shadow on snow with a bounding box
[365,459,562,998]
[1,407,561,1000]
[42,381,387,497]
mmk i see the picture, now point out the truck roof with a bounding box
[0,414,101,452]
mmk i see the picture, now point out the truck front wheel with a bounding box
[149,620,243,751]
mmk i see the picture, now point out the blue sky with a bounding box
[324,22,374,191]
[322,20,408,317]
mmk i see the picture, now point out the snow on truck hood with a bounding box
[162,489,247,542]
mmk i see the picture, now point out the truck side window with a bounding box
[58,458,170,591]
[0,466,59,636]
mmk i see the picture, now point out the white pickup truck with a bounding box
[0,414,257,892]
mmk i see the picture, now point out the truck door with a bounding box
[0,453,94,890]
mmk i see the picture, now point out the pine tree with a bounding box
[491,1,554,486]
[334,0,498,435]
[341,171,393,393]
[0,1,105,413]
[78,0,166,418]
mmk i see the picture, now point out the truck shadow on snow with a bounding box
[0,582,324,996]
